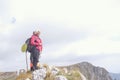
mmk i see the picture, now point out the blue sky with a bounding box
[0,0,120,73]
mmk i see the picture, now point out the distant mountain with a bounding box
[63,62,112,80]
[109,73,120,80]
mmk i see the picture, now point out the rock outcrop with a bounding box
[32,64,83,80]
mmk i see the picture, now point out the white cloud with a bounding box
[9,0,120,25]
[49,34,120,57]
[74,37,120,55]
[0,24,15,35]
[0,16,2,24]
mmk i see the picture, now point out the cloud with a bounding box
[9,0,120,25]
[44,35,120,57]
[0,0,10,15]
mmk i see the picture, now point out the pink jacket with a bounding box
[30,35,42,52]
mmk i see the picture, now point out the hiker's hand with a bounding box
[39,43,42,46]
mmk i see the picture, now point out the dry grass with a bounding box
[16,71,32,80]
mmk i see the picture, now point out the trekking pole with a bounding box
[25,51,28,71]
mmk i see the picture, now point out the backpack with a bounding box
[25,38,34,53]
[21,43,27,52]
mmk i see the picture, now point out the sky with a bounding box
[0,0,120,73]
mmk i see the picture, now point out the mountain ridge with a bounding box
[0,62,113,80]
[61,62,112,80]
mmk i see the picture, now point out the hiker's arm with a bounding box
[39,39,42,46]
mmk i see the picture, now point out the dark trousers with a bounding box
[30,47,40,71]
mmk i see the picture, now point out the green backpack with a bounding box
[21,38,34,53]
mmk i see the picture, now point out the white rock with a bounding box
[63,68,68,73]
[32,68,47,80]
[55,75,68,80]
[25,78,30,80]
[48,65,53,71]
[51,67,60,75]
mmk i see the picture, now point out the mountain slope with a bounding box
[64,62,112,80]
[0,72,17,80]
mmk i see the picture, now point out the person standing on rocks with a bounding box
[30,30,42,71]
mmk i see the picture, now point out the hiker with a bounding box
[30,30,42,71]
[30,31,36,71]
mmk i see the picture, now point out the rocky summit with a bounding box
[15,62,112,80]
[16,64,86,80]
